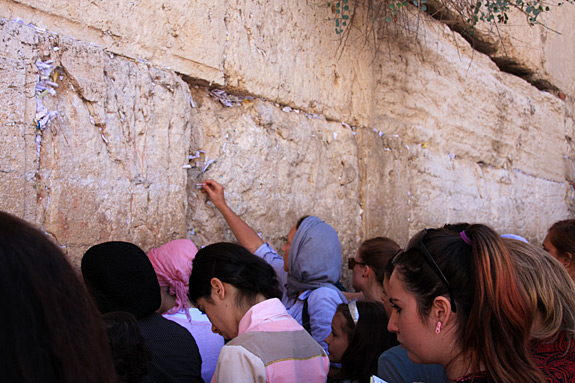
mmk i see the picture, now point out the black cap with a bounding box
[81,241,161,318]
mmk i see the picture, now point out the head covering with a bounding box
[81,241,161,318]
[287,216,344,299]
[501,234,529,243]
[147,239,198,315]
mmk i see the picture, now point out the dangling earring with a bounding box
[436,321,442,334]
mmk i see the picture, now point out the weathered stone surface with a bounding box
[1,0,376,126]
[1,19,193,263]
[425,1,575,96]
[479,8,575,96]
[2,0,227,84]
[0,19,40,221]
[1,0,574,287]
[373,16,567,182]
[223,1,375,125]
[185,95,362,286]
[357,129,411,247]
[407,147,572,241]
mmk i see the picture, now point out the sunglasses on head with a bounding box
[399,228,457,313]
[348,257,367,270]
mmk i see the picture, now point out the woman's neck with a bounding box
[362,279,384,302]
[444,353,483,383]
[238,293,268,319]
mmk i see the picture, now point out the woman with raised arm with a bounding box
[387,224,544,383]
[200,179,347,351]
[188,242,329,383]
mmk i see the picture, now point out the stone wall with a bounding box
[1,0,574,286]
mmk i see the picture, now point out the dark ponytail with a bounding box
[188,242,282,308]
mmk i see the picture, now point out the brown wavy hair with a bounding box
[0,211,117,383]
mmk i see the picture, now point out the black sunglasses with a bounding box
[348,257,367,270]
[400,229,457,313]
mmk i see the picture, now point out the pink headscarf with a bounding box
[147,239,198,316]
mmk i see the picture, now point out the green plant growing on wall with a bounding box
[328,0,573,37]
[328,0,351,33]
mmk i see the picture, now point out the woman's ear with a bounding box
[564,252,574,268]
[431,296,454,326]
[210,278,226,300]
[363,265,371,279]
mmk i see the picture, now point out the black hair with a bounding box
[0,211,117,383]
[188,242,282,308]
[331,301,397,383]
[296,215,310,229]
[102,311,151,383]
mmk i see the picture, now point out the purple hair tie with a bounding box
[460,230,472,245]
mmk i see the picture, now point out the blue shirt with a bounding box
[255,243,347,351]
[378,345,448,383]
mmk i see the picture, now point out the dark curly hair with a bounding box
[102,311,151,383]
[330,301,397,383]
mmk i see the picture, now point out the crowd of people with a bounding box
[2,179,575,383]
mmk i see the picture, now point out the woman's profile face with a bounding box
[281,224,297,272]
[543,233,560,260]
[387,271,437,364]
[350,250,366,292]
[157,286,176,314]
[381,276,392,318]
[325,311,351,363]
[196,294,239,340]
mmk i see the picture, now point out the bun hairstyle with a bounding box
[188,242,282,308]
[392,224,544,383]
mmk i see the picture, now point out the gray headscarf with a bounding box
[286,216,344,299]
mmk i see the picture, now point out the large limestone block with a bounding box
[372,15,567,183]
[475,7,575,96]
[223,0,375,125]
[425,0,575,96]
[357,128,411,247]
[407,146,571,243]
[2,0,377,126]
[0,19,193,263]
[1,0,227,84]
[185,94,361,285]
[0,19,45,221]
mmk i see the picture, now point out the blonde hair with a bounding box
[505,239,575,341]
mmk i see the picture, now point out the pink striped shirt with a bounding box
[211,298,329,383]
